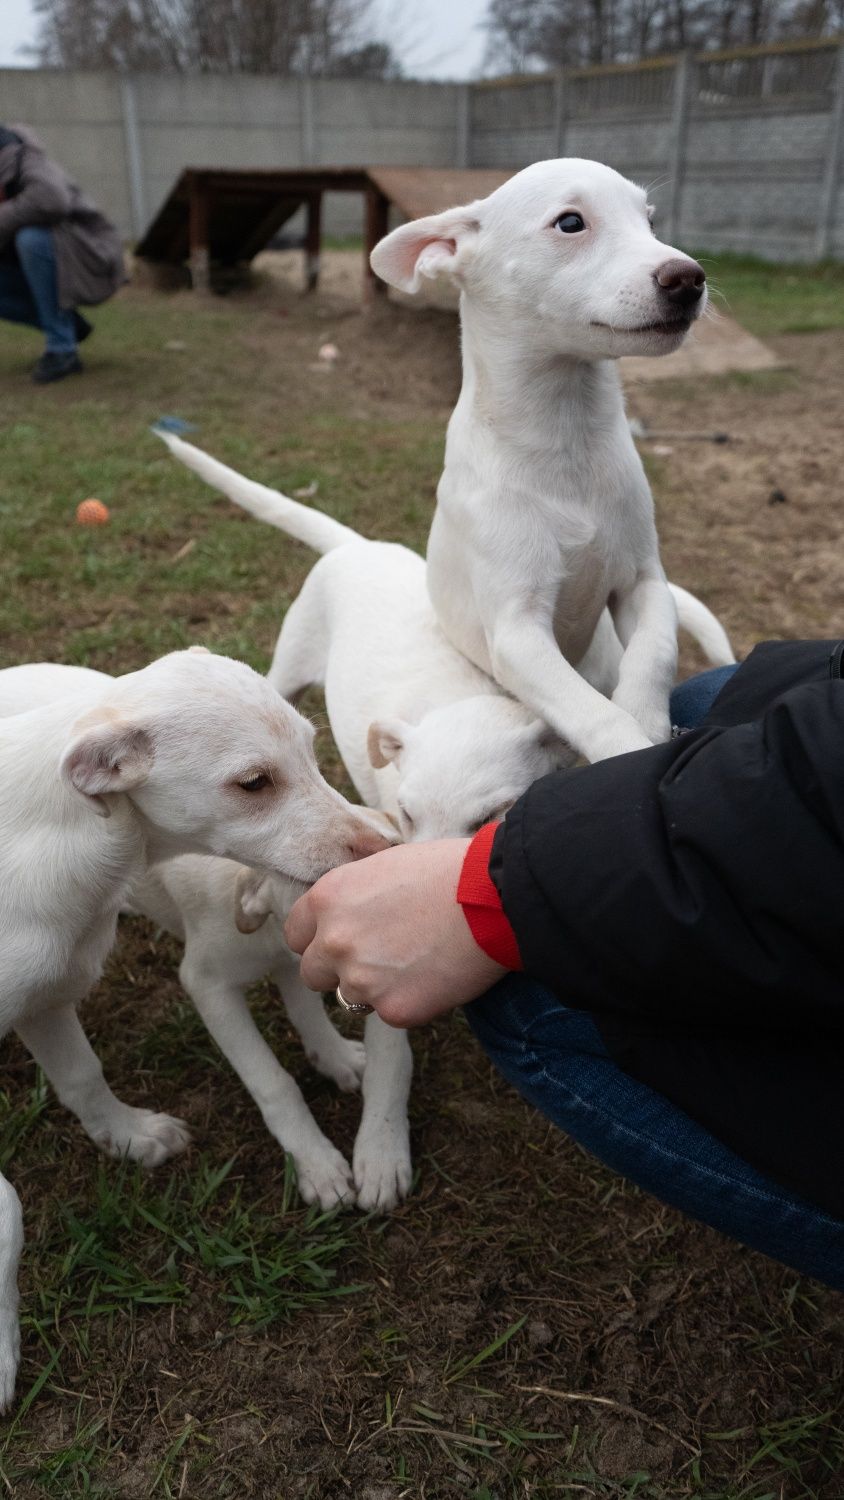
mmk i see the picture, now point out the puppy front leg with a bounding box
[353,1016,413,1213]
[181,961,355,1210]
[609,573,678,744]
[490,610,653,763]
[16,1006,190,1168]
[0,1174,23,1411]
[275,956,366,1094]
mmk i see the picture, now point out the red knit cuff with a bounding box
[456,821,523,971]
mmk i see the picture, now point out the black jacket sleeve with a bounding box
[491,677,844,1035]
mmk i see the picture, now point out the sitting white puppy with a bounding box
[0,650,389,1410]
[371,159,711,763]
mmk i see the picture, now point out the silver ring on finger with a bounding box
[335,984,373,1015]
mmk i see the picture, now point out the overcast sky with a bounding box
[0,0,491,76]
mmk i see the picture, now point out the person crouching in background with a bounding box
[0,124,125,384]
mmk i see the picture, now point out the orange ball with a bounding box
[76,498,110,526]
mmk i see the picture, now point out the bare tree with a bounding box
[483,0,839,70]
[31,0,401,76]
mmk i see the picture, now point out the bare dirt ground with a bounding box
[1,258,843,1496]
[628,332,844,661]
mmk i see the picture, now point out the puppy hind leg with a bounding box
[268,574,330,702]
[0,1175,23,1412]
[16,1006,190,1168]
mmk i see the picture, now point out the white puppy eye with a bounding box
[237,772,272,793]
[397,803,415,834]
[554,212,585,234]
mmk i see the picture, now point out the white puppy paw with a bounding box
[306,1038,367,1093]
[294,1145,356,1211]
[0,1309,20,1413]
[89,1107,191,1168]
[353,1125,412,1213]
[636,709,672,745]
[609,693,670,748]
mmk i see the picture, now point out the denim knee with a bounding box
[14,224,53,262]
[466,975,607,1059]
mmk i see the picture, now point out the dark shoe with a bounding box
[73,311,93,343]
[32,351,83,384]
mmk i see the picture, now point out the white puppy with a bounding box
[371,158,711,763]
[158,431,732,1215]
[0,663,378,1215]
[0,650,389,1409]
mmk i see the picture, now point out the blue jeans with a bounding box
[0,225,77,354]
[670,663,737,728]
[466,667,844,1289]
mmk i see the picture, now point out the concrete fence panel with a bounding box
[1,41,842,261]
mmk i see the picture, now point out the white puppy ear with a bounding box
[234,867,275,934]
[367,718,411,770]
[370,208,480,294]
[60,718,155,817]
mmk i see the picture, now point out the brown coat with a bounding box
[0,125,125,308]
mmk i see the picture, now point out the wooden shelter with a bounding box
[134,166,512,303]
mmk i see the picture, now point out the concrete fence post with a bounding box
[553,70,567,157]
[666,51,694,244]
[300,75,316,165]
[118,74,147,240]
[816,40,844,260]
[456,83,471,167]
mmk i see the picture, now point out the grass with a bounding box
[0,267,842,1495]
[0,1049,367,1492]
[0,292,440,676]
[695,253,844,337]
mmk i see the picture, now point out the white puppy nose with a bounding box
[345,825,394,861]
[654,258,706,307]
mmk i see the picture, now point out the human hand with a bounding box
[284,839,507,1027]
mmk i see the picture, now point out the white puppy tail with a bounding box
[157,431,359,555]
[669,584,736,667]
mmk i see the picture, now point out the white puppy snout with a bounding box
[654,257,706,309]
[344,817,397,862]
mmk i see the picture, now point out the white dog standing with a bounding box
[371,158,710,763]
[158,431,732,1216]
[0,662,380,1214]
[0,650,389,1409]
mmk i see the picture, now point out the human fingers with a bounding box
[298,940,342,994]
[283,887,319,955]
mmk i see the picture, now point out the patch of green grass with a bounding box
[0,296,440,671]
[695,253,844,337]
[21,1153,362,1343]
[0,1128,365,1489]
[0,1407,118,1495]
